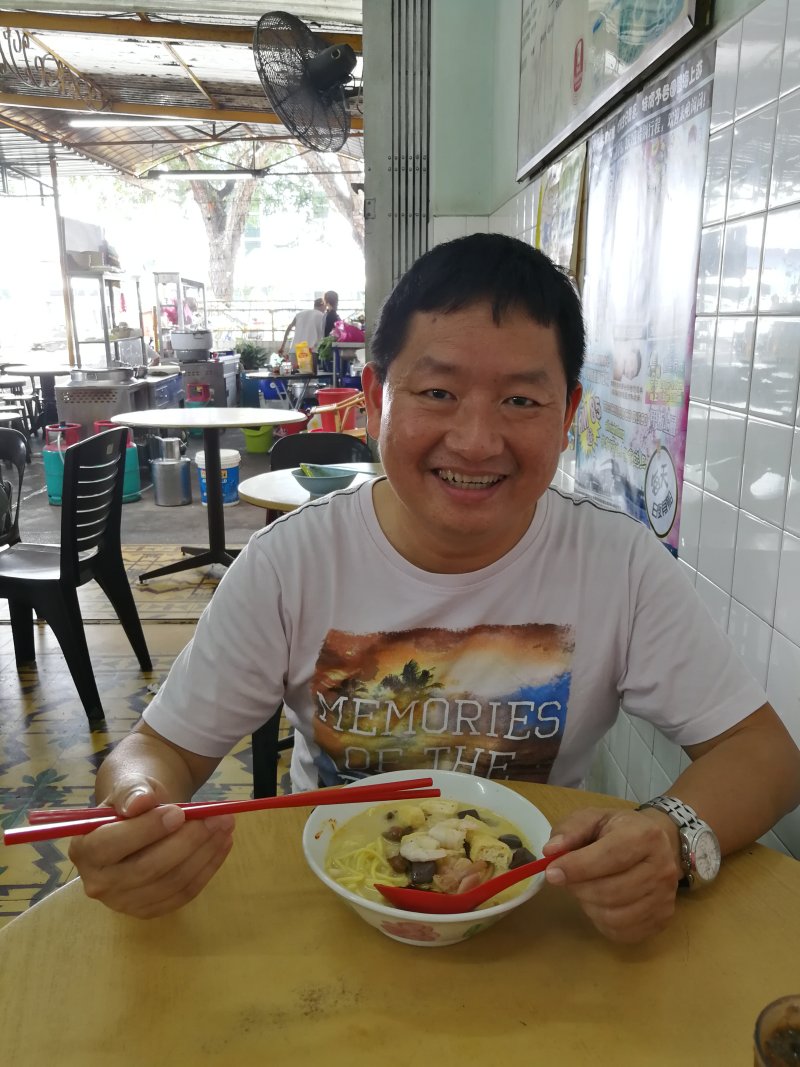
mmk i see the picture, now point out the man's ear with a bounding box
[362,362,384,441]
[562,383,582,451]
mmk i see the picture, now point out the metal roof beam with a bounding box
[135,11,219,108]
[0,12,362,51]
[0,92,364,130]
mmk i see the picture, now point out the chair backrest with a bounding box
[59,427,127,584]
[269,430,373,471]
[0,426,26,548]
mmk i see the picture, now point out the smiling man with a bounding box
[70,234,800,941]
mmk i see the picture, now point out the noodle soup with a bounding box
[303,769,552,947]
[325,797,536,909]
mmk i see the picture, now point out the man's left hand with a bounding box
[542,807,682,943]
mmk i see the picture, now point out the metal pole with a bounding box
[49,146,76,367]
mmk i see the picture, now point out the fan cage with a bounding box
[253,10,352,153]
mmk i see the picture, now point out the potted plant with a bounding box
[236,340,269,407]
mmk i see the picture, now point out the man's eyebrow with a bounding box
[413,354,554,386]
[412,354,459,374]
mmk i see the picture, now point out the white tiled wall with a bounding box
[484,0,800,857]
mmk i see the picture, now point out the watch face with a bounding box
[692,828,721,882]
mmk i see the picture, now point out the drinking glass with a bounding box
[754,994,800,1066]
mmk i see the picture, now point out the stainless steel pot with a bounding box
[290,379,321,401]
[70,366,133,383]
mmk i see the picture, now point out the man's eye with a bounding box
[423,388,452,400]
[505,395,538,408]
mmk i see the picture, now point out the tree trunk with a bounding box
[305,152,364,252]
[189,176,256,304]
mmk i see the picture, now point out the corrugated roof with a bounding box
[0,3,363,179]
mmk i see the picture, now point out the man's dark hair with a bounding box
[313,297,325,310]
[324,290,339,307]
[370,233,585,394]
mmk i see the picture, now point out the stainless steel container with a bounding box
[170,329,213,363]
[150,458,192,506]
[152,435,183,460]
[69,365,134,384]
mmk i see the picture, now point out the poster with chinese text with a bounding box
[575,43,714,555]
[517,0,710,177]
[535,142,587,277]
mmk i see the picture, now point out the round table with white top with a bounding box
[3,363,71,425]
[238,462,382,517]
[111,407,306,581]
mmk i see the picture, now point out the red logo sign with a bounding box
[573,39,584,93]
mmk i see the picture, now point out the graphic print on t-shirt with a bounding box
[311,624,574,785]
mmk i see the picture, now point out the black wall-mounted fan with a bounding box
[253,10,357,153]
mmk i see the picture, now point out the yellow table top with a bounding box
[0,781,797,1066]
[239,462,383,512]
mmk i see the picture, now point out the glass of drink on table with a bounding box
[754,994,800,1066]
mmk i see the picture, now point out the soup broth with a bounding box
[325,796,536,908]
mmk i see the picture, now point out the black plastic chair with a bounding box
[0,427,152,722]
[250,432,375,792]
[269,430,373,471]
[0,427,27,549]
[252,708,289,798]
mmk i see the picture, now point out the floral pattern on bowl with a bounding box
[380,920,441,943]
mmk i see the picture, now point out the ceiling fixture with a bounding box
[146,169,257,180]
[69,118,188,128]
[253,10,357,153]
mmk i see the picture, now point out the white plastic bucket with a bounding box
[195,448,241,506]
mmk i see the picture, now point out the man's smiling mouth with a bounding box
[435,469,506,488]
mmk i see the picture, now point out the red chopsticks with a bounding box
[3,777,440,846]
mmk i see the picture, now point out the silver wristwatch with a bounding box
[636,795,721,890]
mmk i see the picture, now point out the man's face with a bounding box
[363,302,582,572]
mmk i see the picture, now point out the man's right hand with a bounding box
[68,778,235,919]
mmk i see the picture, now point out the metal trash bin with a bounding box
[151,458,192,506]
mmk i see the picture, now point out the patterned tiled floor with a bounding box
[0,547,290,930]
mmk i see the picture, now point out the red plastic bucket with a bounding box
[316,387,360,432]
[45,422,80,448]
[272,413,309,440]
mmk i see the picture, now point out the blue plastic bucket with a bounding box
[195,449,240,506]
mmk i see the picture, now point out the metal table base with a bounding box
[138,426,239,583]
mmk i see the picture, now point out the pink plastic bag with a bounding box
[332,320,365,343]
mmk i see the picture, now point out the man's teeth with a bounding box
[437,469,503,488]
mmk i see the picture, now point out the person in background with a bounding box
[323,289,339,337]
[69,234,800,941]
[278,298,325,367]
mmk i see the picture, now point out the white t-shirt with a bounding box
[292,308,325,352]
[144,483,766,792]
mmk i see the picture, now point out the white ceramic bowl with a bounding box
[302,769,552,948]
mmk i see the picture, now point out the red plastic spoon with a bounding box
[374,850,567,914]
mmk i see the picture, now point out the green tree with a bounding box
[65,139,364,304]
[159,142,362,302]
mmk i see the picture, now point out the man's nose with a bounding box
[444,402,504,459]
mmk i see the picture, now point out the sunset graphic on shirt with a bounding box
[310,624,574,785]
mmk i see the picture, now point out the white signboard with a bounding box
[517,0,708,178]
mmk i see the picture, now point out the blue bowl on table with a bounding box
[290,466,358,497]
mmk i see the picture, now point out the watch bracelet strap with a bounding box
[636,794,704,831]
[635,794,700,887]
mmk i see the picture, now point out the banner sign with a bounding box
[517,0,710,178]
[575,43,714,554]
[535,141,586,276]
